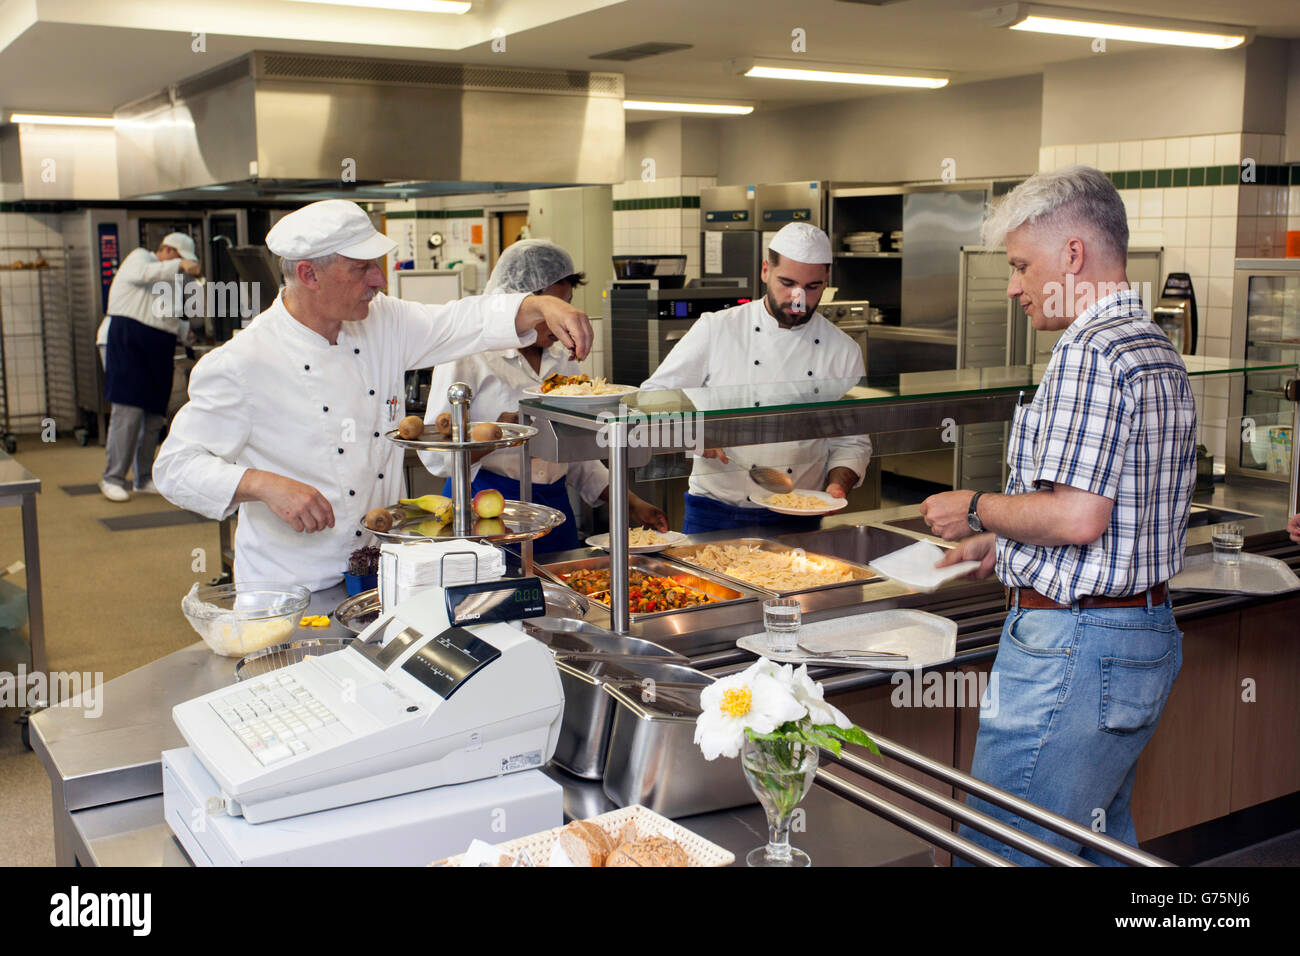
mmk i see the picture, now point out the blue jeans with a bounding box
[956,594,1182,866]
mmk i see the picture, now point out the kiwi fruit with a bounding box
[396,415,425,440]
[434,411,453,437]
[364,508,394,532]
[470,422,504,443]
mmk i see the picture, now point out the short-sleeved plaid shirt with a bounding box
[995,289,1198,603]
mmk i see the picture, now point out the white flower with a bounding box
[694,658,807,760]
[790,664,852,729]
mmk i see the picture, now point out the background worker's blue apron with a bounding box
[442,469,580,555]
[104,315,176,416]
[683,492,821,535]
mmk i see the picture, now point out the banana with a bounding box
[399,495,453,522]
[416,518,450,537]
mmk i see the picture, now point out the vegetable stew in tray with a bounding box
[540,556,768,619]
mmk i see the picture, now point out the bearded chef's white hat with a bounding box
[768,222,832,265]
[266,200,398,260]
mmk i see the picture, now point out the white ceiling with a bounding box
[0,0,1297,117]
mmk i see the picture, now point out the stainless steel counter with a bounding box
[31,581,931,867]
[0,449,45,702]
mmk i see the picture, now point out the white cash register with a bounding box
[172,576,564,825]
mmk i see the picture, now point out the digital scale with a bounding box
[167,575,566,863]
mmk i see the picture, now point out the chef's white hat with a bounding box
[161,232,198,261]
[768,222,832,265]
[266,199,397,261]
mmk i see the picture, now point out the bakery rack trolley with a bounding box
[0,245,75,453]
[364,381,565,563]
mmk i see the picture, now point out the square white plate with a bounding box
[867,540,981,593]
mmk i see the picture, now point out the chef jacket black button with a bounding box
[755,326,760,331]
[406,705,419,713]
[753,360,760,365]
[814,388,820,394]
[354,348,360,354]
[373,431,380,437]
[815,339,820,344]
[337,448,344,454]
[369,389,375,395]
[754,401,761,407]
[304,364,310,370]
[323,406,329,412]
[787,468,793,474]
[355,530,362,537]
[348,490,355,496]
[378,473,384,479]
[807,371,813,376]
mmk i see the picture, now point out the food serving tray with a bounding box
[664,537,878,596]
[1170,552,1300,596]
[383,421,537,452]
[360,499,565,545]
[736,608,957,670]
[537,554,769,620]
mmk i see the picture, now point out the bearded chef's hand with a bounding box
[919,489,977,541]
[520,295,593,361]
[237,470,335,533]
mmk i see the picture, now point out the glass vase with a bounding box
[740,735,818,867]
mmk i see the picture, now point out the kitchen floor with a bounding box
[0,438,223,867]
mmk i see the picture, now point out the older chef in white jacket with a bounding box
[640,222,872,534]
[419,240,667,553]
[154,200,592,591]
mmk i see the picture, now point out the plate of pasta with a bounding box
[586,528,689,553]
[748,489,848,516]
[521,373,639,407]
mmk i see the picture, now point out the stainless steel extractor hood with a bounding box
[114,51,625,200]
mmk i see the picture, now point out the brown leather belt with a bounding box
[1006,583,1168,611]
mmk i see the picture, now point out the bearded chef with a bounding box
[154,200,592,591]
[639,222,872,534]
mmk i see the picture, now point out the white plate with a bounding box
[747,489,849,516]
[736,609,956,670]
[867,540,981,593]
[519,384,639,408]
[585,530,688,554]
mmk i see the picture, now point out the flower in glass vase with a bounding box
[695,658,879,867]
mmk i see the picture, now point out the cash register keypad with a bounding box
[210,674,348,766]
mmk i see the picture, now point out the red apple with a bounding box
[472,488,505,519]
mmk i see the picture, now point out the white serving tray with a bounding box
[737,608,957,670]
[1170,552,1300,596]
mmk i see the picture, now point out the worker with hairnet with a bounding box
[419,239,668,552]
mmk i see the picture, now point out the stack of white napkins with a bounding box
[868,540,980,593]
[379,540,506,609]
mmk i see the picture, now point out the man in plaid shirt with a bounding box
[919,165,1197,865]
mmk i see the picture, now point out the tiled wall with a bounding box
[1038,133,1294,467]
[612,176,716,279]
[383,199,493,296]
[0,210,61,429]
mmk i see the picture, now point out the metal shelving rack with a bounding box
[0,245,75,452]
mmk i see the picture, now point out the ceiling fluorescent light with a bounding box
[624,100,754,115]
[283,0,471,13]
[982,4,1249,49]
[9,113,116,127]
[733,61,947,89]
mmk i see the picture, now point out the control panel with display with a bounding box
[443,576,547,627]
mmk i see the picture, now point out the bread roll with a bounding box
[605,837,688,868]
[558,820,616,867]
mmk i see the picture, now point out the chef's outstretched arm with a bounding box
[232,470,334,534]
[516,294,592,362]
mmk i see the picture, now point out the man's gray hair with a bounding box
[982,165,1129,262]
[280,253,343,286]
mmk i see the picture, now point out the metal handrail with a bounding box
[821,734,1172,866]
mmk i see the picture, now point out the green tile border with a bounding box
[385,208,485,220]
[613,195,701,211]
[1095,164,1298,189]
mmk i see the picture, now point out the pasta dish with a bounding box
[683,544,862,591]
[763,492,831,511]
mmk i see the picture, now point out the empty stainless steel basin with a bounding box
[774,524,935,566]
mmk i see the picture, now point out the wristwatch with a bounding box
[967,491,986,533]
